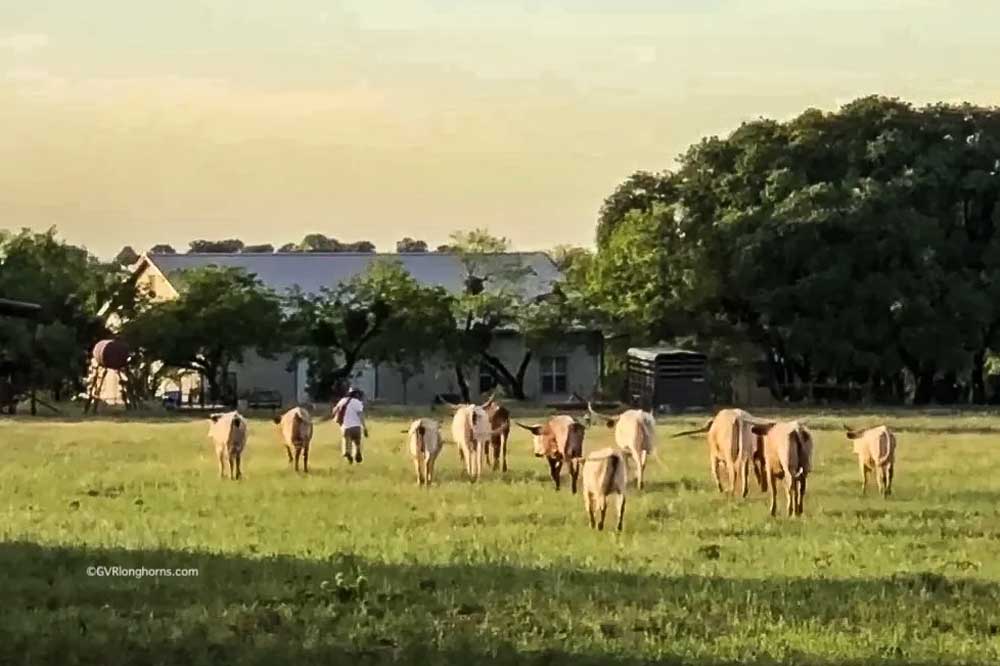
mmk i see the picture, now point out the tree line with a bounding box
[575,95,1000,405]
[113,235,460,265]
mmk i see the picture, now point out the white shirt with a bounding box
[334,397,365,430]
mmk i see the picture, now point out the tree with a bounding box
[114,246,140,266]
[549,245,590,273]
[285,259,453,400]
[188,239,245,253]
[0,228,124,405]
[283,234,376,253]
[363,263,455,403]
[396,237,428,253]
[119,267,283,404]
[589,95,1000,404]
[596,170,679,248]
[242,244,275,253]
[444,229,584,400]
[148,244,176,254]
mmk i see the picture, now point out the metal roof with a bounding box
[628,346,706,361]
[144,252,561,298]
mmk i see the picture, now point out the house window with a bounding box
[540,356,568,394]
[479,365,497,394]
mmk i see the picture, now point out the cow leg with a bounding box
[740,458,751,498]
[426,454,436,486]
[548,458,562,491]
[785,478,794,517]
[614,494,626,532]
[413,457,423,486]
[476,442,484,482]
[885,464,894,497]
[218,453,226,479]
[859,463,868,496]
[286,446,293,464]
[636,451,647,491]
[302,446,309,474]
[727,462,738,496]
[875,464,886,497]
[235,453,243,481]
[500,433,509,473]
[569,460,580,495]
[796,476,806,515]
[597,496,608,531]
[294,447,301,472]
[586,493,597,529]
[768,473,778,517]
[710,456,724,492]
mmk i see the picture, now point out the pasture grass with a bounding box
[1,409,999,665]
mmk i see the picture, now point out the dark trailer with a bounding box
[0,298,42,415]
[626,346,710,411]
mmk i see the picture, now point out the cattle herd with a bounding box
[205,397,898,532]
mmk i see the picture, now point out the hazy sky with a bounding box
[2,1,999,258]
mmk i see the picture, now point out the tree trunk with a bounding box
[455,365,471,402]
[971,349,987,404]
[480,352,527,400]
[913,370,935,405]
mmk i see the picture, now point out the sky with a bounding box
[2,1,1000,259]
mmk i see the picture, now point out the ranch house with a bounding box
[116,251,603,406]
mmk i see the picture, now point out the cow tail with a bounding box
[791,431,806,479]
[876,432,893,466]
[604,452,621,495]
[415,424,426,454]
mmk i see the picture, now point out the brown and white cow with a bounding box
[273,406,313,473]
[587,404,657,490]
[516,415,586,493]
[482,395,511,473]
[750,420,814,517]
[672,409,774,497]
[843,424,896,497]
[208,411,248,480]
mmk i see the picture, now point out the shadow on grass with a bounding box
[2,541,999,665]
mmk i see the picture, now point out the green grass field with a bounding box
[2,409,1000,665]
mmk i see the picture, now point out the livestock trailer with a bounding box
[0,298,42,415]
[625,346,710,412]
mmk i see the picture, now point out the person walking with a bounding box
[332,388,368,464]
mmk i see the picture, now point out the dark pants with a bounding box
[342,426,362,459]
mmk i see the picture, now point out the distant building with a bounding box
[111,251,601,406]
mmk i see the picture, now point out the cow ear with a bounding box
[209,413,221,423]
[272,416,281,425]
[605,418,616,429]
[751,423,774,436]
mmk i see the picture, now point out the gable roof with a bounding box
[140,252,562,299]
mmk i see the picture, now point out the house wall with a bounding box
[367,333,601,405]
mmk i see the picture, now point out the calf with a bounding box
[208,411,247,480]
[581,447,627,531]
[450,403,493,482]
[672,409,773,497]
[482,395,511,473]
[273,406,313,473]
[750,420,813,517]
[843,424,896,497]
[407,418,444,486]
[516,415,586,493]
[588,404,657,490]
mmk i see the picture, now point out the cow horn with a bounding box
[515,422,543,435]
